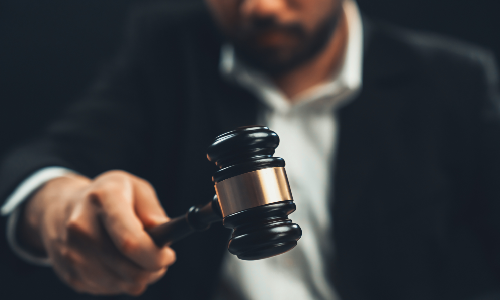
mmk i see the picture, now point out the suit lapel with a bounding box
[333,18,396,221]
[333,17,421,216]
[331,18,422,297]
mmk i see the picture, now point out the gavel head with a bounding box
[207,126,302,260]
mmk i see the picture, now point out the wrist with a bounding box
[19,175,91,256]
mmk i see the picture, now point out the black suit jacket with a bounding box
[1,2,500,300]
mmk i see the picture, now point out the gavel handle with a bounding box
[146,195,223,247]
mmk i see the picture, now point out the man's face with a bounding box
[205,0,343,75]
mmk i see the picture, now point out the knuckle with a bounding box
[118,235,140,255]
[168,249,177,263]
[129,271,150,284]
[148,260,165,272]
[141,253,174,272]
[159,248,177,267]
[125,284,147,296]
[88,186,120,207]
[65,219,88,237]
[103,170,130,182]
[107,169,128,177]
[137,177,154,190]
[147,268,167,284]
[99,181,123,194]
[89,176,132,206]
[87,190,105,207]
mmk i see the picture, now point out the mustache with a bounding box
[243,16,306,38]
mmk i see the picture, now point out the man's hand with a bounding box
[20,170,176,296]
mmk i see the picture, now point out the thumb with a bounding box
[132,178,170,229]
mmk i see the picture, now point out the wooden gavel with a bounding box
[146,126,302,260]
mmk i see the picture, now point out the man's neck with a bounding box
[272,8,348,102]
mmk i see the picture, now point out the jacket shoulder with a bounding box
[363,18,499,125]
[380,22,498,83]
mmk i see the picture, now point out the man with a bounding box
[1,0,500,299]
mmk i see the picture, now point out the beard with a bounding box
[230,7,342,76]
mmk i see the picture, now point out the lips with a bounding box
[250,29,300,47]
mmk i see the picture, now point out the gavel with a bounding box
[146,126,302,260]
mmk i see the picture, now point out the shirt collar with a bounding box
[220,0,364,114]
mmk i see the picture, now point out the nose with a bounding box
[240,0,288,19]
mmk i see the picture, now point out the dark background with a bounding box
[0,0,499,296]
[1,0,499,159]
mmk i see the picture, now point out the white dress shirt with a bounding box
[1,3,364,299]
[218,1,363,299]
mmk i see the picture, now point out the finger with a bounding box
[63,234,151,296]
[84,262,162,296]
[107,257,169,286]
[78,257,149,296]
[96,231,171,285]
[51,253,84,292]
[50,246,116,295]
[90,175,175,271]
[77,264,121,295]
[61,219,165,296]
[131,177,170,229]
[147,267,167,285]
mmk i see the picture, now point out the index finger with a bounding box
[89,174,175,271]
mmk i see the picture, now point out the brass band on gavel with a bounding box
[215,167,293,218]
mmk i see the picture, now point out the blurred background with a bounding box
[1,0,499,158]
[0,0,499,295]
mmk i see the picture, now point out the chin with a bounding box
[234,41,308,75]
[256,49,304,72]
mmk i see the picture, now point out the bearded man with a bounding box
[1,0,500,299]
